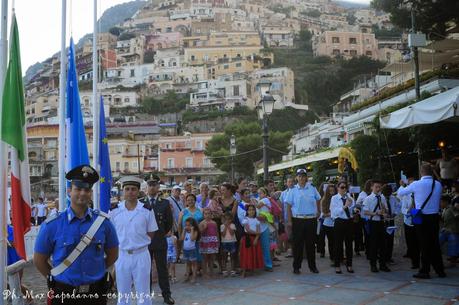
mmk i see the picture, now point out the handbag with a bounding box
[410,178,436,225]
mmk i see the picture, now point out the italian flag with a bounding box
[1,15,31,259]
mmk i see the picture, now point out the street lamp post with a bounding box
[230,134,236,183]
[257,80,275,181]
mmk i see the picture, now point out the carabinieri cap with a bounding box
[65,164,99,189]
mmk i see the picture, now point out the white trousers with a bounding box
[115,249,153,305]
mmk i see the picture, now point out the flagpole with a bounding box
[58,0,67,211]
[92,0,100,209]
[0,0,9,301]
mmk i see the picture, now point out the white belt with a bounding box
[120,246,148,255]
[293,214,316,219]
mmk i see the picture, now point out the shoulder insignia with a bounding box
[142,204,152,211]
[45,212,60,223]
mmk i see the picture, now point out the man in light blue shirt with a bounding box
[286,169,321,274]
[397,164,445,279]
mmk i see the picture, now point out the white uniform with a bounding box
[110,201,158,305]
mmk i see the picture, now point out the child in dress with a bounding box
[220,212,237,276]
[240,204,264,277]
[180,218,200,283]
[166,231,178,283]
[199,208,220,278]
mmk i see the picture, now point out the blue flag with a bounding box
[65,38,89,174]
[98,97,112,212]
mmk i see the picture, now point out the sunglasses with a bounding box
[338,186,347,189]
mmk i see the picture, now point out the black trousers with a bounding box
[384,220,395,261]
[318,225,334,260]
[37,216,46,225]
[353,218,364,252]
[334,219,353,267]
[292,217,317,270]
[49,277,109,305]
[404,224,420,267]
[150,248,171,297]
[415,214,444,275]
[368,221,387,267]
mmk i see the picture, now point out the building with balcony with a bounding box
[116,36,146,66]
[313,30,379,60]
[158,133,223,184]
[262,27,294,48]
[250,67,295,109]
[183,45,265,66]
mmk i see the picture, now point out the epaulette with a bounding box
[93,209,110,218]
[45,212,60,223]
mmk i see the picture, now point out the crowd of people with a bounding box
[22,161,458,305]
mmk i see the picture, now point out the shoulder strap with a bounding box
[419,178,436,211]
[170,196,182,212]
[50,214,107,277]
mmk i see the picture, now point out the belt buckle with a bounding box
[79,284,90,293]
[127,249,134,254]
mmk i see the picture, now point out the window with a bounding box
[185,158,193,168]
[349,37,357,44]
[191,55,196,61]
[132,161,138,170]
[350,50,357,56]
[196,140,203,150]
[130,69,135,77]
[116,162,120,171]
[233,85,240,96]
[45,151,56,160]
[223,64,229,69]
[203,157,211,168]
[332,37,340,43]
[117,71,122,77]
[124,97,130,103]
[365,51,372,57]
[235,62,242,67]
[167,158,175,168]
[332,49,340,55]
[165,143,172,149]
[124,162,129,171]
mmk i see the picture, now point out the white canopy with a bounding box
[380,86,459,129]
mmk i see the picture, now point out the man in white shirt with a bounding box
[36,197,48,225]
[398,164,445,279]
[110,176,158,305]
[363,180,390,273]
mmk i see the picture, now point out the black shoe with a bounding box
[437,271,446,278]
[163,295,175,305]
[293,269,301,274]
[346,266,354,273]
[310,267,319,274]
[380,265,391,272]
[335,268,342,274]
[264,267,273,272]
[371,266,379,273]
[413,272,430,279]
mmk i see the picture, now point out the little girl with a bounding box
[166,231,178,283]
[199,208,220,278]
[220,212,237,276]
[240,204,264,277]
[180,218,200,283]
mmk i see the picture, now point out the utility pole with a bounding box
[411,8,421,101]
[230,134,236,183]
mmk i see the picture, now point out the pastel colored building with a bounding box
[313,31,379,60]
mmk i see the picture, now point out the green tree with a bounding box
[372,0,459,39]
[303,9,321,18]
[350,135,380,186]
[109,26,122,36]
[312,160,328,186]
[144,50,155,64]
[205,121,292,176]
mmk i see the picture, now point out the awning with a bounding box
[379,86,459,129]
[256,147,341,175]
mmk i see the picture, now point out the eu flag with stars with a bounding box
[98,97,112,212]
[66,38,89,173]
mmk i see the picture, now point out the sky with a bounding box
[3,0,370,73]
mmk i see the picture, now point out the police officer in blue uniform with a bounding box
[34,165,119,305]
[286,168,321,274]
[141,174,175,305]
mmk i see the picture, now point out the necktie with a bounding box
[342,197,351,218]
[376,195,381,219]
[150,197,155,207]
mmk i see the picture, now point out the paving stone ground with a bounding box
[17,250,459,305]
